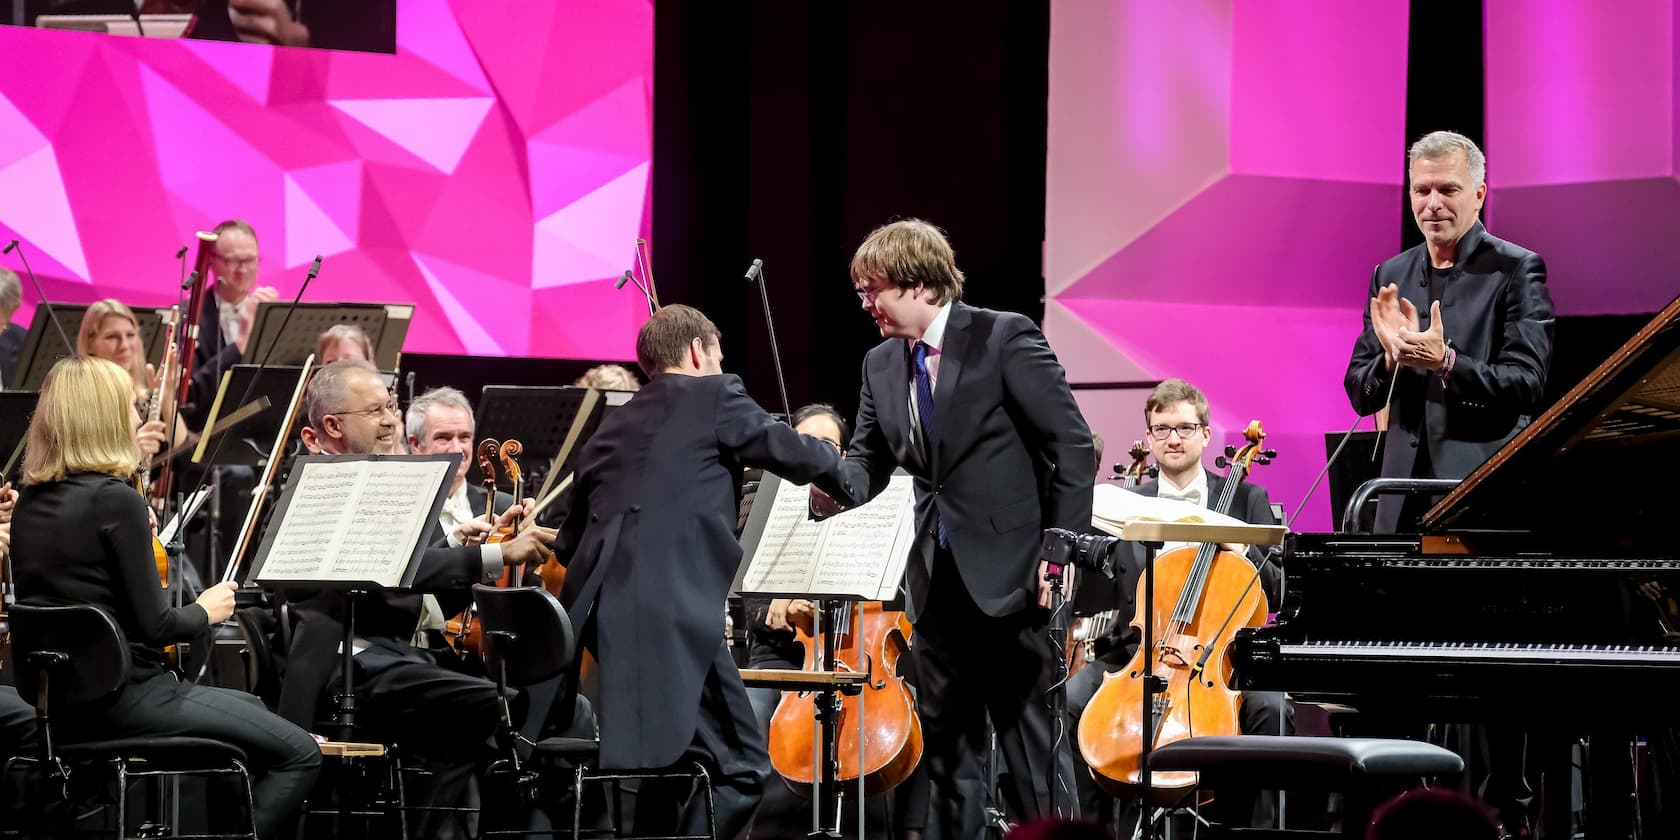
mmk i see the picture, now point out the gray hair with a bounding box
[0,267,19,316]
[1409,130,1486,185]
[405,386,474,441]
[305,359,381,431]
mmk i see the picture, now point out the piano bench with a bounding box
[1150,736,1464,838]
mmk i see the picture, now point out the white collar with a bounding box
[910,301,954,353]
[1157,468,1209,506]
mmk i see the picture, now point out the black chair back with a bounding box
[471,585,576,688]
[8,604,129,708]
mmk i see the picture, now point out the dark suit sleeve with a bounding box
[1344,265,1394,416]
[1239,484,1284,607]
[999,315,1094,533]
[408,545,489,593]
[834,355,898,508]
[552,473,589,566]
[1445,253,1553,410]
[95,482,209,645]
[715,377,850,497]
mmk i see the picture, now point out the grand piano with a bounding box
[1233,294,1680,835]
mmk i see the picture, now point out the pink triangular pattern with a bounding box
[137,64,283,228]
[287,160,364,255]
[283,173,355,269]
[411,251,509,355]
[0,147,90,281]
[328,97,494,174]
[0,90,49,172]
[532,161,649,289]
[397,0,492,95]
[529,76,650,162]
[180,38,275,105]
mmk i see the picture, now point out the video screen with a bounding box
[3,0,395,54]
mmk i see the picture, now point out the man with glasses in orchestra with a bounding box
[1065,379,1289,831]
[184,219,280,426]
[279,360,557,837]
[827,219,1094,832]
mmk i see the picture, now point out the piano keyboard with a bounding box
[1280,641,1680,664]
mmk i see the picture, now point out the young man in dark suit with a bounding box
[554,305,854,839]
[830,219,1095,833]
[1065,378,1288,829]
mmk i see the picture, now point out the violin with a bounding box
[1068,440,1157,677]
[768,600,923,796]
[444,439,540,656]
[1077,421,1276,799]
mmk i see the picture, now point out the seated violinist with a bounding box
[278,360,557,837]
[1066,378,1290,830]
[8,356,319,839]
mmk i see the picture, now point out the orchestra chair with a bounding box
[473,584,717,840]
[1149,735,1463,838]
[3,604,258,839]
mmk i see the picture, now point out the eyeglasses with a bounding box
[330,399,399,420]
[216,255,259,271]
[854,284,894,304]
[1147,423,1204,441]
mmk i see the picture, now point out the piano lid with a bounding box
[1423,293,1680,544]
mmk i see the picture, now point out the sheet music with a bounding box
[257,458,452,587]
[738,473,915,600]
[1091,483,1249,551]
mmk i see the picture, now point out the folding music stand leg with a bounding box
[807,599,845,840]
[1138,540,1165,840]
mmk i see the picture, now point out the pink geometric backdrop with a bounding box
[1046,0,1410,530]
[0,0,653,359]
[1485,0,1680,316]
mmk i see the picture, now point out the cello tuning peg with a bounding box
[1224,445,1237,457]
[1214,456,1230,469]
[1263,449,1278,459]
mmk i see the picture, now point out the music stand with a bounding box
[734,471,917,838]
[470,386,632,494]
[0,391,37,483]
[192,365,309,467]
[11,303,169,391]
[244,302,412,370]
[248,453,458,741]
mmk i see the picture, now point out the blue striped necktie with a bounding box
[913,341,948,549]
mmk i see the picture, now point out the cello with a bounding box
[1077,421,1275,799]
[768,600,923,796]
[1068,440,1156,678]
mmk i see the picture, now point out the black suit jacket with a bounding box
[1344,221,1554,532]
[276,543,493,729]
[1073,470,1283,631]
[0,322,26,387]
[424,483,515,548]
[834,302,1094,620]
[555,373,852,769]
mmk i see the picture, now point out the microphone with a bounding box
[615,269,656,315]
[743,258,792,423]
[175,245,189,260]
[307,255,322,281]
[3,239,75,353]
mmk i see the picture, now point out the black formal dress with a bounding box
[1343,220,1554,533]
[555,373,851,839]
[832,302,1095,834]
[10,472,320,839]
[1065,471,1290,827]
